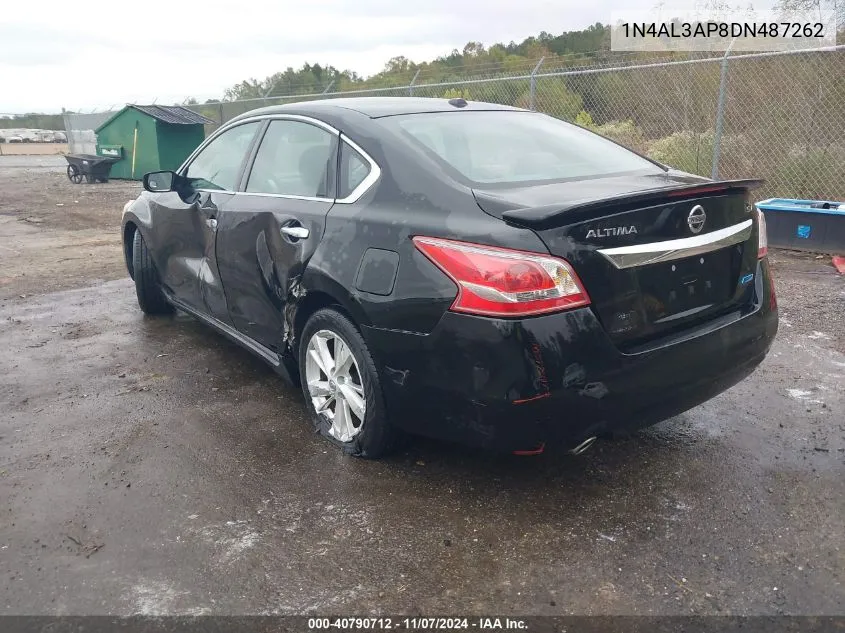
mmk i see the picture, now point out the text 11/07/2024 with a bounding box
[307,617,528,630]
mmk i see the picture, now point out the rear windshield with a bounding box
[385,111,663,185]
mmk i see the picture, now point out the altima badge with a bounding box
[687,205,706,234]
[586,226,638,238]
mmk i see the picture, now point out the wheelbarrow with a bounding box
[64,154,120,184]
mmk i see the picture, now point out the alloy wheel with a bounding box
[304,329,366,442]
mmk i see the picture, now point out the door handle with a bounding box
[281,226,309,240]
[206,218,218,229]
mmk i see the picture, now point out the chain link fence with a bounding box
[65,46,845,201]
[62,111,114,155]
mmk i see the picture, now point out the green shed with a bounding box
[94,104,214,180]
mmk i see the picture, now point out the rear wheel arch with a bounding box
[293,289,358,355]
[291,271,372,352]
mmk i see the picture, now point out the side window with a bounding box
[246,120,336,198]
[185,122,260,191]
[338,142,372,199]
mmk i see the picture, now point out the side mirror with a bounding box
[143,171,177,193]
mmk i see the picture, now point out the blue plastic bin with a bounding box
[755,198,845,254]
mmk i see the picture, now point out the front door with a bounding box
[146,189,220,313]
[216,118,338,350]
[154,120,261,319]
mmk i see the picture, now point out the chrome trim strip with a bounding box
[195,188,236,195]
[597,219,753,269]
[177,113,382,204]
[233,191,334,203]
[335,134,382,205]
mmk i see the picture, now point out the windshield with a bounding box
[386,110,664,185]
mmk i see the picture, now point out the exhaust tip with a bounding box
[568,436,597,456]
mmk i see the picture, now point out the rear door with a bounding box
[215,117,338,350]
[152,120,261,318]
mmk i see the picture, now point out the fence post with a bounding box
[529,57,545,111]
[262,79,279,106]
[711,41,735,180]
[409,69,421,96]
[62,112,71,153]
[218,102,225,129]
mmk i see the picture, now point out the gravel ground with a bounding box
[0,156,843,616]
[0,155,139,300]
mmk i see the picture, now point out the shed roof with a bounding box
[95,104,214,132]
[130,105,214,125]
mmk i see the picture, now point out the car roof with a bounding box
[230,97,526,122]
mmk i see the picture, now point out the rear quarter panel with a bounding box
[307,120,549,335]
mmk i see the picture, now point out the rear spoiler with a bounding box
[501,179,764,230]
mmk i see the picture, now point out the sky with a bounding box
[0,0,777,113]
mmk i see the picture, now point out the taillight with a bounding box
[412,236,590,317]
[756,207,768,258]
[768,269,777,310]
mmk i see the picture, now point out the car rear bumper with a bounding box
[363,259,778,452]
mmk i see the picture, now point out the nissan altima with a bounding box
[121,97,778,458]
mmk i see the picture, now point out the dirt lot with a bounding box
[0,155,843,616]
[0,155,138,299]
[0,143,69,156]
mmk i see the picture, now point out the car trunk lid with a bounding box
[474,174,763,350]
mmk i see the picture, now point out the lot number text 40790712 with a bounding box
[307,617,528,630]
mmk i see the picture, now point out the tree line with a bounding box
[220,23,613,102]
[0,113,66,130]
[178,12,844,200]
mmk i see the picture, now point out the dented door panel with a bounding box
[216,194,333,350]
[197,194,233,326]
[145,190,233,317]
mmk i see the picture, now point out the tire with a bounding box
[131,229,173,315]
[67,164,83,184]
[299,308,397,458]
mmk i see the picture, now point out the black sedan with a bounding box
[121,97,778,458]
